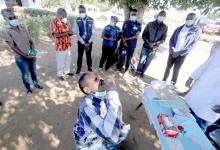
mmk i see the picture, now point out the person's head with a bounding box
[78,5,86,19]
[185,13,197,27]
[130,8,138,21]
[1,8,20,27]
[78,72,104,95]
[57,8,67,23]
[156,10,166,23]
[110,16,118,26]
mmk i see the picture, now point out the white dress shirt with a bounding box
[186,41,220,123]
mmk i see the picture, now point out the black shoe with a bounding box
[58,76,66,81]
[88,68,93,71]
[66,73,74,76]
[26,89,33,96]
[76,69,81,75]
[34,84,44,89]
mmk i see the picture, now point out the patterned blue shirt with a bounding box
[73,91,129,149]
[122,20,142,50]
[102,25,121,49]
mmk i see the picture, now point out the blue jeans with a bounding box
[15,56,38,90]
[116,47,134,71]
[190,108,209,132]
[136,47,156,75]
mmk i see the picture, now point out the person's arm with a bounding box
[24,28,35,50]
[179,27,202,55]
[88,20,95,44]
[125,23,141,41]
[101,27,116,41]
[83,95,121,143]
[53,31,72,38]
[7,41,31,58]
[142,24,149,43]
[1,30,31,58]
[155,26,168,46]
[102,35,116,41]
[169,28,178,53]
[74,21,85,45]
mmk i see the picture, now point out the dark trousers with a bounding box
[99,46,116,70]
[116,47,134,71]
[163,54,187,84]
[15,55,38,90]
[77,41,92,71]
[136,47,156,75]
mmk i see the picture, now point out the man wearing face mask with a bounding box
[116,8,142,73]
[99,16,120,71]
[0,9,43,95]
[50,8,74,81]
[74,72,130,149]
[163,13,202,85]
[75,5,95,75]
[135,11,168,78]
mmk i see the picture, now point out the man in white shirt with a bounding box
[185,41,220,131]
[163,13,202,85]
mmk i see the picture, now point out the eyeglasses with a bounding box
[8,16,17,20]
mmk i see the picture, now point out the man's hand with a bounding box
[26,55,36,59]
[172,52,179,58]
[212,105,220,113]
[149,42,155,49]
[104,77,116,91]
[68,31,74,36]
[84,43,90,49]
[185,77,194,88]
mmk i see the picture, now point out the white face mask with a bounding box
[110,21,115,26]
[80,13,86,19]
[185,19,195,27]
[130,16,137,21]
[62,18,67,23]
[157,16,165,22]
[94,91,107,98]
[9,19,20,26]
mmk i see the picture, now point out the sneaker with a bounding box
[76,69,81,75]
[58,76,66,81]
[114,68,120,73]
[98,67,103,72]
[26,89,33,96]
[140,73,144,78]
[66,73,74,76]
[88,68,93,72]
[34,84,44,89]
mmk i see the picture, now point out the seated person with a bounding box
[73,72,130,149]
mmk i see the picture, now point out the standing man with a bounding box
[185,41,220,131]
[99,16,120,71]
[163,13,202,85]
[50,8,74,81]
[0,9,43,95]
[75,5,95,74]
[74,72,130,149]
[116,8,141,73]
[136,11,167,77]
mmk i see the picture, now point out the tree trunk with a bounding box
[123,5,130,21]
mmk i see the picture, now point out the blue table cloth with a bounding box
[142,86,215,150]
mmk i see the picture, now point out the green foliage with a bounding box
[16,7,56,17]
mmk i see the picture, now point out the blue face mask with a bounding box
[93,91,107,98]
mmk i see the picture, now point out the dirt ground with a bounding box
[0,22,219,150]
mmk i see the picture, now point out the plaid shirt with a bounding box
[73,91,129,150]
[50,17,71,51]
